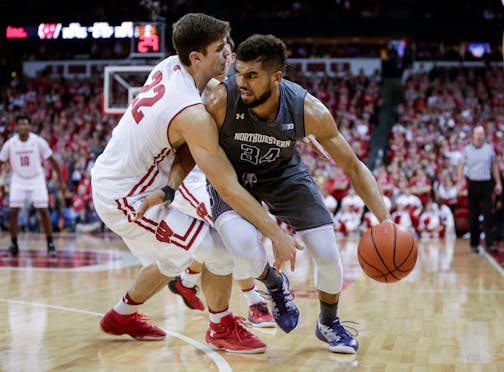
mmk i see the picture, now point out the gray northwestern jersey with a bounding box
[208,76,333,231]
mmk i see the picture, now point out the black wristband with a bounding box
[161,185,176,202]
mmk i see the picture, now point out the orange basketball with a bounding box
[357,221,417,283]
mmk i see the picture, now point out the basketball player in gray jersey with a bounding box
[204,34,391,353]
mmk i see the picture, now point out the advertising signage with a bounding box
[6,21,135,40]
[6,21,165,57]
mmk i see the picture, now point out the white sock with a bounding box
[113,293,141,315]
[181,268,201,288]
[242,286,263,306]
[209,309,231,323]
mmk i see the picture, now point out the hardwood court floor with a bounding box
[0,232,503,371]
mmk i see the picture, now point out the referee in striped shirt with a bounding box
[457,126,502,253]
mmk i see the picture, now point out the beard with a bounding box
[242,87,272,108]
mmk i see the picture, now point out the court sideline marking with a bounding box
[484,252,504,278]
[0,298,232,372]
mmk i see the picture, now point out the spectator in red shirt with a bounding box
[326,167,350,210]
[410,167,432,205]
[374,164,394,197]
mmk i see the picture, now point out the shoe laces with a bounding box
[258,287,296,316]
[326,318,359,342]
[130,312,151,323]
[223,316,255,342]
[252,302,269,316]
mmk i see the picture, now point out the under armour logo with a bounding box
[236,113,245,120]
[242,172,257,187]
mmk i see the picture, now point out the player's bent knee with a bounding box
[299,225,341,261]
[233,254,267,278]
[315,260,344,294]
[214,211,267,277]
[195,228,234,276]
[215,212,264,256]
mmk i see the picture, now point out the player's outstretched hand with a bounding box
[271,232,304,272]
[135,189,168,221]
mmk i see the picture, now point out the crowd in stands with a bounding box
[0,74,110,233]
[1,63,503,243]
[297,64,504,241]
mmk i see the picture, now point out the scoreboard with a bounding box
[6,21,166,58]
[131,23,165,58]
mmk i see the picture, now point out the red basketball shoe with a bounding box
[168,276,205,311]
[247,302,276,327]
[100,309,166,341]
[206,313,267,353]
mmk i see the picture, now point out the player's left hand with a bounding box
[135,190,170,221]
[271,233,304,272]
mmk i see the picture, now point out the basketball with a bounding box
[357,221,417,283]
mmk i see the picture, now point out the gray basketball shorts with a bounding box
[207,171,333,232]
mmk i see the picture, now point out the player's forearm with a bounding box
[347,161,391,222]
[168,145,195,189]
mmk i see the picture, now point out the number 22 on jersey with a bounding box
[130,70,166,124]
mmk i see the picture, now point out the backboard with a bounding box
[103,65,154,115]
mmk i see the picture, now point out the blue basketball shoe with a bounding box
[266,272,300,333]
[316,317,359,353]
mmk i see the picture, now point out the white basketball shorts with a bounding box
[92,189,214,277]
[9,174,49,208]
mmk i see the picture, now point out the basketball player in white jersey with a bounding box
[164,39,274,327]
[0,115,65,256]
[92,13,299,353]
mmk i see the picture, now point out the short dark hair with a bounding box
[15,115,31,124]
[172,13,231,67]
[236,34,287,72]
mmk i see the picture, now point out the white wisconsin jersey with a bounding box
[92,56,202,200]
[171,165,213,225]
[0,133,52,179]
[341,194,365,213]
[182,165,205,183]
[395,194,422,212]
